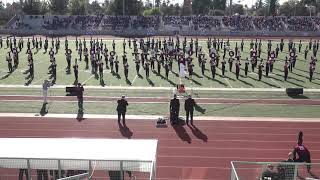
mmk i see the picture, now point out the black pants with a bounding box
[19,169,29,180]
[37,169,48,180]
[186,110,193,124]
[170,109,179,123]
[118,112,126,123]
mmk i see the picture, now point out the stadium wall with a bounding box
[1,28,320,37]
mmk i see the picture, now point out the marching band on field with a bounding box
[1,35,319,85]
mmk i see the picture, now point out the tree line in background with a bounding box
[0,0,319,25]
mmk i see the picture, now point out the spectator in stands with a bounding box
[117,95,128,125]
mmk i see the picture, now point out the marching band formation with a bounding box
[1,35,319,86]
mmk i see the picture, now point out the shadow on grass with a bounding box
[0,72,13,80]
[147,78,155,87]
[195,103,206,114]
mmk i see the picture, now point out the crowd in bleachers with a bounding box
[287,16,318,31]
[253,16,285,31]
[222,16,254,31]
[6,15,320,32]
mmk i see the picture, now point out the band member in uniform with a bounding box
[235,59,241,79]
[284,60,289,81]
[6,53,13,73]
[210,58,216,79]
[201,58,206,76]
[124,62,129,80]
[114,55,119,74]
[84,48,89,69]
[73,59,79,83]
[185,94,195,125]
[293,131,312,171]
[134,55,140,75]
[258,61,264,81]
[65,49,72,71]
[309,62,315,82]
[98,60,104,83]
[265,59,270,77]
[165,61,169,79]
[221,58,226,77]
[305,47,309,60]
[29,56,34,79]
[117,95,128,124]
[244,58,249,77]
[145,61,150,79]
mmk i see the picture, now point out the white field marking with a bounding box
[0,113,320,122]
[270,78,284,88]
[224,77,233,88]
[31,68,64,85]
[131,67,142,85]
[82,74,95,85]
[20,59,48,73]
[0,84,294,91]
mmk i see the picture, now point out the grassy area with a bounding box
[0,38,319,88]
[1,101,320,118]
[1,87,320,99]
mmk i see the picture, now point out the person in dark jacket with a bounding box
[170,94,180,124]
[117,95,128,124]
[184,95,195,125]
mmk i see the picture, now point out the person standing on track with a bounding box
[170,94,180,125]
[184,95,195,125]
[117,95,129,125]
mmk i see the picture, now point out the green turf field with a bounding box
[0,38,319,88]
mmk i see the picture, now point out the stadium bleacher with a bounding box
[5,15,320,34]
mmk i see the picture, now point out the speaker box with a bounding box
[286,88,303,96]
[66,87,80,96]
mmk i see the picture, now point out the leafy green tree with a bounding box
[143,7,162,16]
[212,0,227,10]
[69,0,88,15]
[279,0,308,16]
[226,3,244,15]
[20,0,43,15]
[155,0,161,7]
[109,0,143,15]
[192,0,212,15]
[48,0,69,14]
[268,0,278,16]
[181,0,192,15]
[88,0,103,14]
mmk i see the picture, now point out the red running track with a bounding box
[0,117,320,179]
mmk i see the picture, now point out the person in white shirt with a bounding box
[42,80,51,104]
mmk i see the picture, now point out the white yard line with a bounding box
[31,68,64,85]
[82,74,95,85]
[224,77,233,88]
